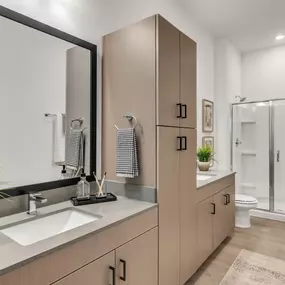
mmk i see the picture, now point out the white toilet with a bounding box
[235,194,258,228]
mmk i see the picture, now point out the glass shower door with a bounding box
[232,102,270,210]
[273,100,285,213]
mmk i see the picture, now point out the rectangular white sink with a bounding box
[0,208,101,246]
[197,175,213,181]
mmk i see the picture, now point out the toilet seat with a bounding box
[235,194,258,204]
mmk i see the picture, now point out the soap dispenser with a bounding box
[59,165,68,180]
[77,169,90,200]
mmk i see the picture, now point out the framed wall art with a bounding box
[202,99,214,132]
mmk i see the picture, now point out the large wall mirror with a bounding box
[0,6,97,195]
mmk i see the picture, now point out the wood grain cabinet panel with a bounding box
[116,227,158,285]
[179,32,197,129]
[0,268,22,285]
[102,15,157,186]
[179,128,198,284]
[224,185,236,236]
[157,15,180,128]
[157,126,180,285]
[197,197,214,266]
[213,190,228,250]
[53,251,115,285]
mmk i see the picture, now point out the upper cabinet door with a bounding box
[53,251,115,285]
[157,16,180,127]
[180,33,197,129]
[116,227,158,285]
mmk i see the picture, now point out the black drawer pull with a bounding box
[109,266,116,285]
[211,203,216,215]
[177,103,182,118]
[227,194,231,204]
[120,259,127,281]
[182,104,187,119]
[224,195,228,205]
[182,136,187,151]
[177,137,182,151]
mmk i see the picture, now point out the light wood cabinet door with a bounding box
[0,269,22,285]
[225,185,236,236]
[179,128,198,284]
[116,227,158,285]
[157,126,180,285]
[157,15,180,127]
[197,197,214,265]
[213,190,228,250]
[179,33,197,129]
[53,251,115,285]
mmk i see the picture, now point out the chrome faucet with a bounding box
[27,192,47,215]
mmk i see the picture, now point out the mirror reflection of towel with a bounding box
[66,129,84,170]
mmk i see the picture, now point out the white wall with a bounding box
[215,39,241,170]
[0,15,73,185]
[242,44,285,101]
[0,0,216,175]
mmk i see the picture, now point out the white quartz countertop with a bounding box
[197,170,235,190]
[0,196,157,275]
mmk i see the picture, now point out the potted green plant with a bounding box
[197,146,214,171]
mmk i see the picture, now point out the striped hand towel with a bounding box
[116,128,139,178]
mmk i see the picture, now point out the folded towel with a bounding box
[53,114,65,164]
[66,129,84,171]
[116,128,139,178]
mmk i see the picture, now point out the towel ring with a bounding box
[114,114,138,130]
[70,117,84,130]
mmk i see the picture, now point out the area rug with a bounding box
[220,249,285,285]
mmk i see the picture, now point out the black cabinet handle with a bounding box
[227,194,231,204]
[211,203,216,215]
[177,103,182,118]
[120,259,127,281]
[177,137,182,151]
[109,266,116,285]
[224,195,228,205]
[181,136,187,151]
[182,104,187,119]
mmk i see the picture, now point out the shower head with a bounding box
[235,96,247,102]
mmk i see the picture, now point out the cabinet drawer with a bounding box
[53,251,115,285]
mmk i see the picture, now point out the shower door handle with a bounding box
[277,150,280,162]
[235,138,242,147]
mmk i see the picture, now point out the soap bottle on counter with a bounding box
[59,165,68,180]
[77,169,90,200]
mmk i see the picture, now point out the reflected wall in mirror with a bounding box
[0,15,93,190]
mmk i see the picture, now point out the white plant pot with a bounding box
[198,161,211,171]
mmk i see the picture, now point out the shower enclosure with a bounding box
[231,99,285,214]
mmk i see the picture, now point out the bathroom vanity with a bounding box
[0,197,158,285]
[196,172,235,266]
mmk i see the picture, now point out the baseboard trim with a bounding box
[251,209,285,222]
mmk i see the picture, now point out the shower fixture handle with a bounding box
[277,150,280,162]
[235,138,242,147]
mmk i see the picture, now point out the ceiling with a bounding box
[179,0,285,52]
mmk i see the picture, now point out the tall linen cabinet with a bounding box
[103,15,197,285]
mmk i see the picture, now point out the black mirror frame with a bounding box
[0,5,97,197]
